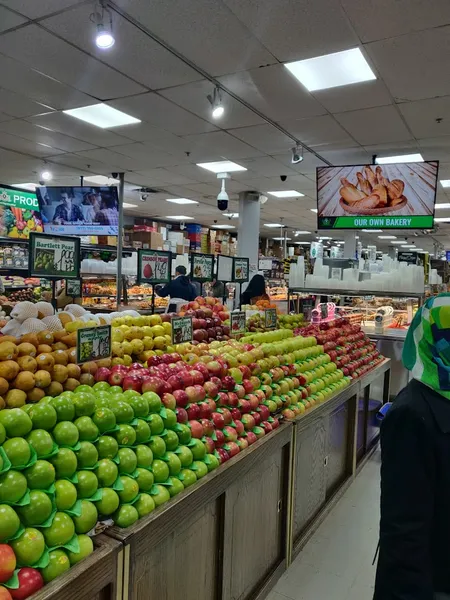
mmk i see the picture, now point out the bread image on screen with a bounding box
[339,165,406,214]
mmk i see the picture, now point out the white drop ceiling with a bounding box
[0,0,448,255]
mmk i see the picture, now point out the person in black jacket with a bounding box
[155,265,196,302]
[374,293,450,600]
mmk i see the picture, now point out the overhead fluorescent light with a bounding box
[222,212,239,218]
[435,217,450,222]
[436,203,450,209]
[310,208,318,213]
[414,248,424,252]
[390,241,405,244]
[362,229,383,232]
[166,198,198,205]
[84,175,120,185]
[63,103,140,128]
[378,235,397,239]
[285,47,376,92]
[295,241,311,245]
[267,190,305,198]
[11,183,38,191]
[273,237,291,241]
[401,244,416,248]
[165,215,194,220]
[264,223,283,228]
[295,231,310,235]
[375,153,423,164]
[212,224,235,229]
[196,160,247,173]
[123,202,138,208]
[440,180,450,188]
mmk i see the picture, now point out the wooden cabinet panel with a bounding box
[326,402,350,496]
[293,418,327,541]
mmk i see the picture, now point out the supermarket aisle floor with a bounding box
[269,450,380,600]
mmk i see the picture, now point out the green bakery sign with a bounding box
[318,215,434,229]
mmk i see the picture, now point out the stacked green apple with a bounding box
[0,383,219,587]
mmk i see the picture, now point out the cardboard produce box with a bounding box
[131,231,164,250]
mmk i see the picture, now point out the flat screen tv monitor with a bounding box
[0,184,44,238]
[36,186,119,235]
[316,161,438,229]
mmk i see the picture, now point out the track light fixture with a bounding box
[207,86,224,119]
[291,144,304,164]
[91,1,115,49]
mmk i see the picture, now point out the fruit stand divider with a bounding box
[106,421,294,600]
[28,535,122,600]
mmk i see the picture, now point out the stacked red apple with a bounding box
[179,297,231,343]
[296,318,383,379]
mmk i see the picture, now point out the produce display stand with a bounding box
[29,535,123,600]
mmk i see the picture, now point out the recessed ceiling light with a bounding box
[196,160,247,173]
[414,248,424,252]
[436,203,450,209]
[222,212,239,218]
[390,241,405,244]
[378,235,397,239]
[123,202,138,208]
[362,229,383,232]
[295,241,311,245]
[166,198,198,205]
[310,208,318,213]
[40,169,52,181]
[285,47,376,92]
[401,244,416,248]
[11,183,38,191]
[375,153,423,164]
[212,224,235,229]
[63,103,140,128]
[295,231,310,235]
[440,180,450,188]
[267,190,305,198]
[165,215,194,220]
[435,217,450,222]
[264,223,283,228]
[84,175,120,185]
[273,237,291,241]
[317,236,331,240]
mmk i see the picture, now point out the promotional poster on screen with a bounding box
[0,185,44,239]
[317,161,438,229]
[36,186,119,235]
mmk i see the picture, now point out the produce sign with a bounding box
[138,249,171,284]
[171,316,193,345]
[230,311,246,335]
[233,257,249,282]
[264,308,277,330]
[317,161,438,229]
[29,233,80,279]
[66,278,82,298]
[191,253,214,282]
[397,251,418,264]
[0,185,44,239]
[76,325,112,363]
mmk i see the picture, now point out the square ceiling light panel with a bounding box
[196,160,247,173]
[440,180,450,188]
[436,203,450,209]
[165,215,194,220]
[285,48,376,92]
[212,224,236,229]
[123,202,138,208]
[63,104,141,128]
[375,153,423,164]
[264,223,283,228]
[166,198,198,204]
[267,190,305,198]
[84,175,120,185]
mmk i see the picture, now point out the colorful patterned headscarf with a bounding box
[403,293,450,399]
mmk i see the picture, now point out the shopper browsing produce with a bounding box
[374,293,450,600]
[155,265,196,303]
[240,274,270,308]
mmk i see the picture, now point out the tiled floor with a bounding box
[269,450,380,600]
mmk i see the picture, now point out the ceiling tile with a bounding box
[42,5,202,90]
[39,153,113,175]
[334,105,413,145]
[0,119,96,152]
[0,5,28,32]
[278,115,355,147]
[341,0,450,43]
[108,143,187,168]
[110,93,217,136]
[112,0,277,76]
[417,137,450,161]
[398,97,450,138]
[229,124,295,154]
[182,131,263,161]
[0,0,84,19]
[27,112,131,147]
[0,88,54,118]
[224,0,359,62]
[367,26,450,102]
[313,80,393,114]
[218,64,327,121]
[0,25,146,99]
[160,80,264,129]
[0,131,65,156]
[75,148,156,171]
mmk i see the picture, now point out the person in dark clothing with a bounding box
[155,265,196,302]
[211,279,225,299]
[374,293,450,600]
[240,274,270,307]
[53,191,84,223]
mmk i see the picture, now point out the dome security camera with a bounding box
[280,175,287,182]
[140,193,148,202]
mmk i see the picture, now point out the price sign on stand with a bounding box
[137,249,172,284]
[264,308,277,330]
[29,233,80,279]
[77,325,111,364]
[230,311,246,335]
[191,253,214,282]
[171,316,193,345]
[233,257,249,282]
[66,278,82,298]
